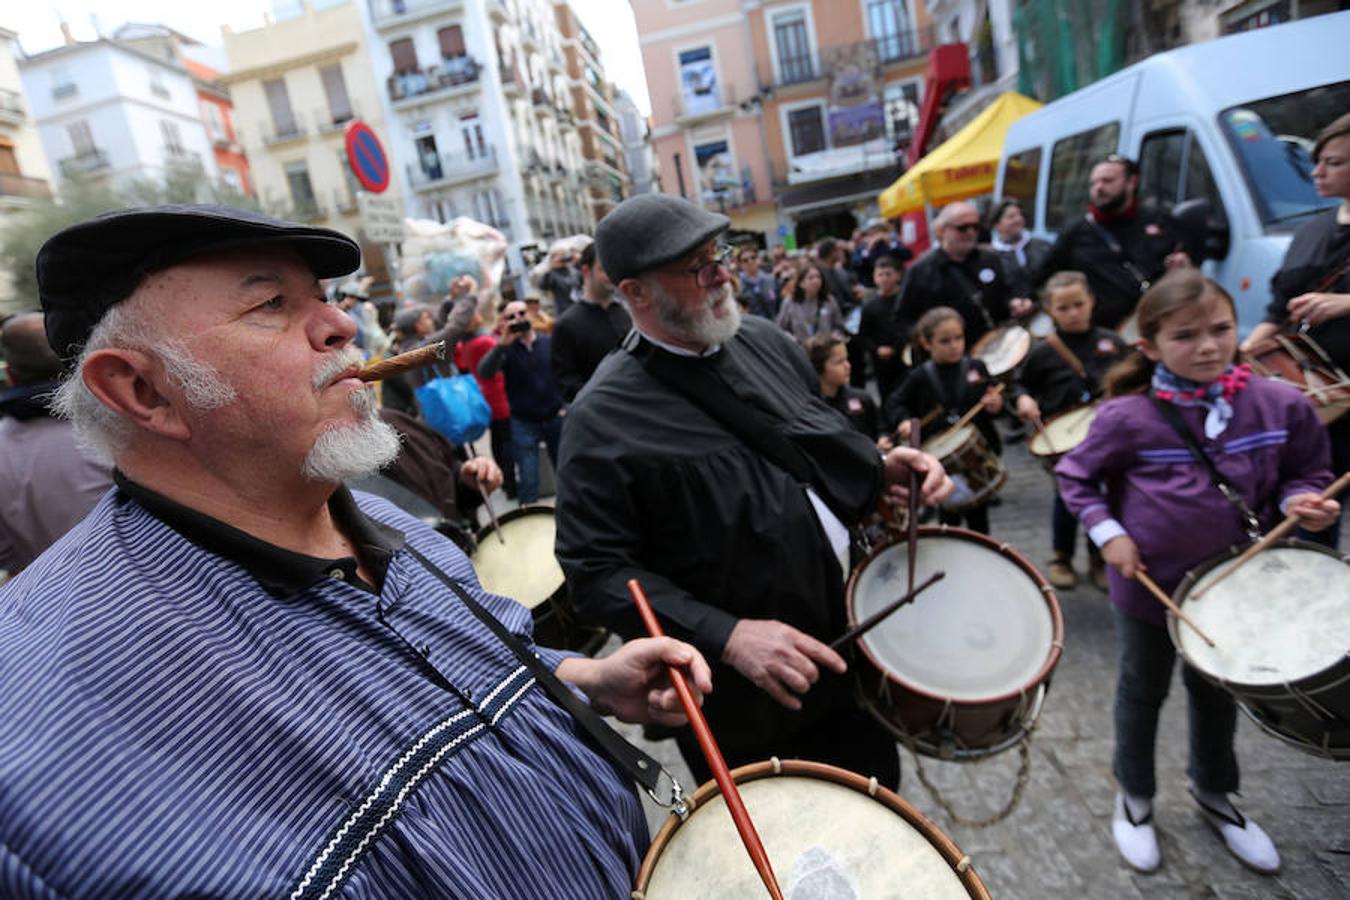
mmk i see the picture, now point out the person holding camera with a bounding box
[478,300,565,503]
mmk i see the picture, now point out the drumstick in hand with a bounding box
[626,580,785,900]
[906,418,921,602]
[951,384,1005,432]
[1135,571,1216,648]
[829,571,946,650]
[1192,470,1350,598]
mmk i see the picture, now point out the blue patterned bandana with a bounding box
[1152,362,1251,438]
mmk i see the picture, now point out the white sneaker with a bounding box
[1112,793,1161,872]
[1190,788,1281,874]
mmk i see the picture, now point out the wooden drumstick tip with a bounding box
[1136,570,1216,648]
[356,340,448,382]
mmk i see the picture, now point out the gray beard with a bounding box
[301,382,401,483]
[651,282,742,347]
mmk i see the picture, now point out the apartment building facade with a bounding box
[18,35,219,194]
[554,1,632,222]
[635,0,933,247]
[614,89,659,195]
[222,0,382,239]
[0,24,54,312]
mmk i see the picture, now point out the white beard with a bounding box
[651,281,742,348]
[301,349,401,483]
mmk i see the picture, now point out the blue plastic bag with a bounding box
[416,373,491,445]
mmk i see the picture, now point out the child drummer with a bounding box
[1009,271,1129,589]
[885,306,1003,534]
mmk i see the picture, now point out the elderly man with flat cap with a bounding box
[555,194,953,790]
[0,204,712,898]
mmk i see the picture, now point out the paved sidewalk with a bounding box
[612,438,1350,899]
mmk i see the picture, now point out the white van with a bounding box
[994,13,1350,332]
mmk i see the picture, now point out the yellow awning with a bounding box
[879,91,1043,219]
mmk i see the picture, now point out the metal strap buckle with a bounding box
[643,767,690,821]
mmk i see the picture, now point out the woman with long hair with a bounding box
[775,262,846,344]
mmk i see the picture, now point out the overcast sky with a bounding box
[9,0,652,114]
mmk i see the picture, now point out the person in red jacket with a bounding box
[454,308,518,498]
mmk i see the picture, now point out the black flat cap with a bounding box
[595,194,729,284]
[38,204,362,364]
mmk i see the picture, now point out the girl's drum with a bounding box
[471,505,607,655]
[971,323,1032,380]
[1028,404,1098,474]
[634,759,990,899]
[848,528,1063,759]
[921,425,1007,511]
[1171,540,1350,760]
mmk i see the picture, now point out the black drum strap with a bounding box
[1150,397,1262,540]
[404,545,668,794]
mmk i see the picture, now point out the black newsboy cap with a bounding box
[595,194,729,284]
[38,204,362,364]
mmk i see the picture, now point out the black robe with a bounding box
[555,316,885,759]
[1266,207,1350,366]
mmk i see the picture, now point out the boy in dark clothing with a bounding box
[1010,271,1129,588]
[856,255,910,401]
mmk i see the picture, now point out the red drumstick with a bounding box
[625,579,785,900]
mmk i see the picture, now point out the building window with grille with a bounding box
[68,120,96,157]
[161,120,186,158]
[320,64,353,126]
[867,0,913,62]
[788,105,826,157]
[772,8,814,85]
[284,160,318,217]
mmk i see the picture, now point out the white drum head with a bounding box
[471,510,562,610]
[975,325,1030,376]
[854,536,1055,701]
[641,774,971,899]
[922,424,976,461]
[1030,405,1097,457]
[1179,545,1350,686]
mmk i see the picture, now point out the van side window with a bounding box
[1045,122,1120,233]
[1002,147,1042,230]
[1138,128,1229,229]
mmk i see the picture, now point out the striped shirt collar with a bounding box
[113,471,405,596]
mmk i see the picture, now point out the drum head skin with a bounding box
[1178,544,1350,687]
[922,424,976,461]
[470,506,562,610]
[1029,405,1097,458]
[973,325,1030,377]
[638,762,985,899]
[852,532,1057,702]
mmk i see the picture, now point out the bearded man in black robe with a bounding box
[555,194,952,788]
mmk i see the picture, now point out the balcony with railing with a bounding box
[670,83,738,124]
[0,173,51,202]
[59,149,111,177]
[163,147,203,169]
[530,88,554,116]
[260,119,307,145]
[314,104,359,134]
[407,146,499,190]
[0,88,26,124]
[764,28,935,92]
[555,105,575,129]
[369,0,465,29]
[388,56,480,104]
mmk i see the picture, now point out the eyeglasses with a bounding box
[503,310,527,320]
[680,244,734,289]
[949,223,981,234]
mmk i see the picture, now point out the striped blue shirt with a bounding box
[0,487,646,898]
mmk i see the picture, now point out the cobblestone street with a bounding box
[611,436,1350,899]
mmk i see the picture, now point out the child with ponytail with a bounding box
[1057,269,1338,875]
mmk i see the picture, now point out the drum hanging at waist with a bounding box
[1243,332,1350,425]
[1028,404,1098,475]
[921,424,1007,512]
[1171,539,1350,760]
[471,505,608,655]
[847,527,1063,760]
[634,759,990,899]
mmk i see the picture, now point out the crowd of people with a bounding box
[0,110,1347,895]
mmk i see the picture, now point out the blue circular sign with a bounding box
[344,121,390,193]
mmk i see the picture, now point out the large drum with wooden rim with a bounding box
[1028,403,1098,474]
[633,759,990,899]
[971,323,1032,381]
[1171,540,1350,760]
[921,424,1007,512]
[470,505,607,655]
[847,527,1063,760]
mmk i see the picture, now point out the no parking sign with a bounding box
[344,121,390,194]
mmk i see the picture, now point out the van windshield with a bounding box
[1220,80,1350,229]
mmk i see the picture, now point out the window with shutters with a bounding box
[320,64,353,124]
[771,7,815,85]
[264,79,299,139]
[389,38,418,75]
[68,120,96,157]
[285,161,318,215]
[438,25,466,60]
[787,105,826,157]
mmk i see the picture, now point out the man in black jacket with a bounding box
[1033,154,1192,329]
[550,243,632,403]
[554,194,952,790]
[897,201,1027,346]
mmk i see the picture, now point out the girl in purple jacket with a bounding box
[1057,270,1338,875]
